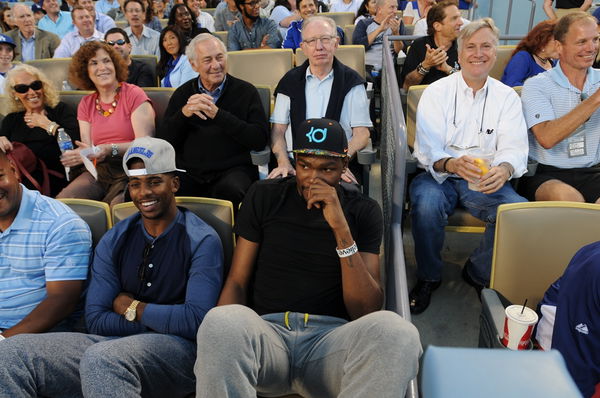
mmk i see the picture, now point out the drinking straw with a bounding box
[521,299,528,315]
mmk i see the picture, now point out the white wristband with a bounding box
[336,241,358,258]
[0,334,5,341]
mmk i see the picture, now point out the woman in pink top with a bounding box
[57,41,155,204]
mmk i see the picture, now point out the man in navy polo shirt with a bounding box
[0,137,224,397]
[536,241,600,398]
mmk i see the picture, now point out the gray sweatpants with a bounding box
[195,305,422,398]
[0,332,196,398]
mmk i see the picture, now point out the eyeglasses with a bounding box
[107,39,127,46]
[243,1,260,6]
[13,80,43,93]
[138,243,153,282]
[303,35,336,47]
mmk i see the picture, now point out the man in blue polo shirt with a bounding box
[38,0,75,38]
[0,149,91,341]
[521,12,600,204]
[0,137,224,397]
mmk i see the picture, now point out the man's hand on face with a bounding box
[305,177,348,231]
[182,93,219,120]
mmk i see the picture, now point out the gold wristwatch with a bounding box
[124,300,140,322]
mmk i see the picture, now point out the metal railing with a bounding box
[381,35,417,398]
[471,0,537,34]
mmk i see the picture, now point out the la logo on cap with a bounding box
[306,127,327,143]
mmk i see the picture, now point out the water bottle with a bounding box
[56,128,73,180]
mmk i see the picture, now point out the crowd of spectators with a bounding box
[0,0,599,395]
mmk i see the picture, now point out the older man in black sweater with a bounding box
[158,33,268,208]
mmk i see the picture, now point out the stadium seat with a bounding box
[489,45,515,81]
[318,11,355,27]
[58,198,112,247]
[227,49,294,94]
[201,7,216,16]
[251,85,271,179]
[159,18,168,28]
[404,24,414,35]
[480,202,600,348]
[131,54,159,86]
[343,24,354,44]
[142,87,176,128]
[490,201,600,308]
[60,90,94,112]
[213,30,228,45]
[421,346,582,398]
[26,58,72,90]
[112,197,235,272]
[295,44,366,79]
[115,20,128,29]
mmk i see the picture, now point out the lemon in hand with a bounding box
[474,158,489,175]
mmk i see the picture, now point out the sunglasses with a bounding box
[13,80,43,94]
[107,39,127,46]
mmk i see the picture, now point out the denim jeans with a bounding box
[195,305,422,398]
[409,173,527,285]
[0,332,196,398]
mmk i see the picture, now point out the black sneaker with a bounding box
[462,260,485,298]
[409,280,442,314]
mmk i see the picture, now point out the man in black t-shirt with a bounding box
[401,0,463,90]
[543,0,590,20]
[194,118,421,398]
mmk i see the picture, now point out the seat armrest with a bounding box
[481,288,506,340]
[406,154,417,174]
[251,146,270,166]
[524,158,538,177]
[357,139,377,165]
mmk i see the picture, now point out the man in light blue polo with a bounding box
[0,149,92,341]
[521,12,600,204]
[38,0,75,38]
[96,0,121,15]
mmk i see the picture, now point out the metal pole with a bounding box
[468,0,477,20]
[528,0,537,32]
[506,0,513,38]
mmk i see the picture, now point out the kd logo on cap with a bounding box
[306,127,327,143]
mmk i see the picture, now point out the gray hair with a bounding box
[375,0,387,9]
[301,16,337,40]
[12,3,30,16]
[186,33,227,63]
[457,17,500,51]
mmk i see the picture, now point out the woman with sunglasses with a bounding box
[0,64,80,196]
[158,25,197,88]
[56,41,155,205]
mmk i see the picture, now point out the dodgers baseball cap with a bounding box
[292,118,348,158]
[0,34,16,49]
[123,137,186,176]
